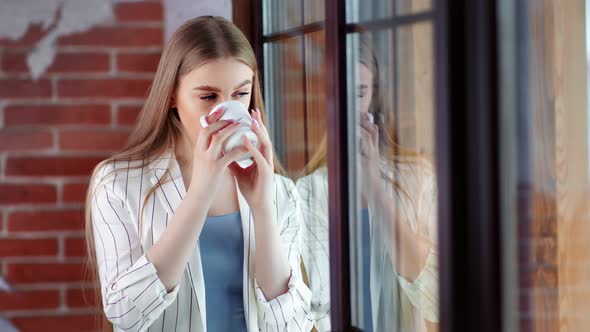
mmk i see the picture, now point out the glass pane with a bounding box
[346,0,433,23]
[304,0,325,24]
[263,0,302,35]
[500,0,590,331]
[263,36,306,176]
[345,22,438,332]
[396,22,435,155]
[396,0,433,15]
[304,31,327,166]
[263,18,328,332]
[346,0,395,23]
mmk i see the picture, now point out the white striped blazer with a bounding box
[296,158,439,332]
[90,148,313,332]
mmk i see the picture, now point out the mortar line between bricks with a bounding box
[1,257,86,263]
[1,149,110,156]
[3,98,146,105]
[58,46,163,52]
[12,282,94,290]
[0,46,156,53]
[110,49,117,76]
[93,21,164,29]
[56,180,64,208]
[4,98,150,106]
[2,231,85,238]
[59,284,67,311]
[0,177,89,185]
[1,209,6,236]
[52,127,59,152]
[4,72,156,80]
[0,209,84,217]
[1,202,85,211]
[1,307,97,318]
[51,77,58,101]
[111,103,117,128]
[0,153,5,180]
[57,234,65,262]
[0,103,5,127]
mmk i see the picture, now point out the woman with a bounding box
[296,35,439,331]
[85,16,311,332]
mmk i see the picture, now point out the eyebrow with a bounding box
[193,79,252,92]
[359,84,369,89]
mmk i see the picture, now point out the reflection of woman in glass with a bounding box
[296,34,439,332]
[85,17,311,332]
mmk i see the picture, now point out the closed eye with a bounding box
[234,92,250,98]
[200,94,217,101]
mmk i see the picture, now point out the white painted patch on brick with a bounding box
[0,276,12,291]
[0,0,146,80]
[0,317,19,332]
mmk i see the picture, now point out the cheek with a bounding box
[175,96,211,137]
[357,97,371,114]
[238,94,252,109]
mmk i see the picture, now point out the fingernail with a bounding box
[214,107,225,116]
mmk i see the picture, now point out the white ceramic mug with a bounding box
[200,100,260,167]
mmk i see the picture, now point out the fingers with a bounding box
[219,145,250,167]
[197,119,233,151]
[242,135,268,168]
[209,121,242,156]
[359,118,379,147]
[369,123,379,146]
[250,119,273,164]
[359,129,371,159]
[206,106,225,124]
[359,114,374,132]
[251,109,271,141]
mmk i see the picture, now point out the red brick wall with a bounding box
[0,1,163,331]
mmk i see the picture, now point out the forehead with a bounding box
[180,57,254,88]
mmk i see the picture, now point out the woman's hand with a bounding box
[188,107,250,203]
[358,112,383,203]
[228,108,275,213]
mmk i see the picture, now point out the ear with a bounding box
[170,92,177,108]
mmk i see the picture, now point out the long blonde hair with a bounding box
[83,16,281,331]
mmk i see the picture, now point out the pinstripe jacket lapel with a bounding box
[147,151,207,331]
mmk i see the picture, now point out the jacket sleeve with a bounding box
[90,164,180,331]
[254,176,313,332]
[396,169,439,323]
[296,173,331,331]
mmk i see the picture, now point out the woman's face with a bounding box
[357,63,374,114]
[173,57,254,144]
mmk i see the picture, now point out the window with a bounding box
[260,0,439,331]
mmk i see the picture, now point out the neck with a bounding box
[174,134,194,167]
